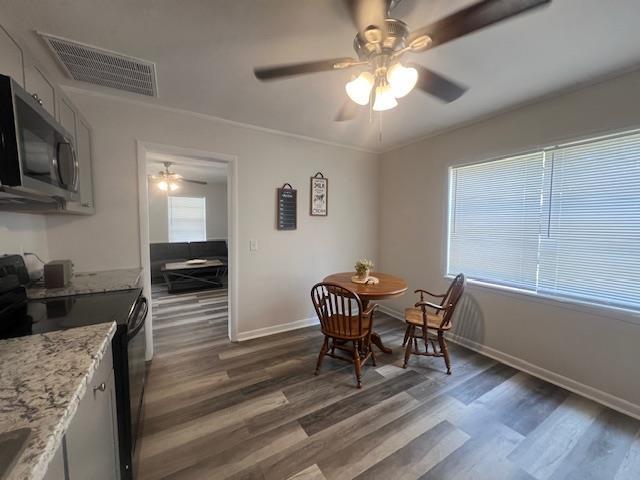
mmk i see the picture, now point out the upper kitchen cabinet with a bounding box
[0,21,95,215]
[68,116,96,213]
[58,92,97,214]
[0,24,24,87]
[24,63,56,117]
[58,95,77,140]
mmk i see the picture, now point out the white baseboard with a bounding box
[236,316,319,342]
[377,306,640,420]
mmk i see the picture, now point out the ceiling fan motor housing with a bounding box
[353,18,410,60]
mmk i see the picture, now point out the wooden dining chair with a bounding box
[402,274,465,374]
[311,282,378,388]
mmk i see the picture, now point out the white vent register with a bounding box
[39,32,158,97]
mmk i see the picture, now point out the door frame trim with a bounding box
[136,140,239,358]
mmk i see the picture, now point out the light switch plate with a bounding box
[249,239,258,251]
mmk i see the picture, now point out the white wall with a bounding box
[0,213,49,259]
[147,179,228,243]
[379,69,640,414]
[44,92,379,336]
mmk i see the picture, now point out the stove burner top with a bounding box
[0,287,141,340]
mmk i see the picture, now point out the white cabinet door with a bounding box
[24,63,56,117]
[65,348,120,480]
[0,24,24,86]
[75,119,95,210]
[58,96,77,142]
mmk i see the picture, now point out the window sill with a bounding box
[445,275,640,327]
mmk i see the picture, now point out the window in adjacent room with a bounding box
[447,129,640,312]
[168,196,206,242]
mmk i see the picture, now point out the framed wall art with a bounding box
[310,172,328,216]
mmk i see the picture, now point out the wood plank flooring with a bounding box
[138,286,640,479]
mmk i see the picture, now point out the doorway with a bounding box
[136,142,238,360]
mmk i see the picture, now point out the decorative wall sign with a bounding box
[310,172,328,216]
[277,183,297,230]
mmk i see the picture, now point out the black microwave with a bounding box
[0,74,79,202]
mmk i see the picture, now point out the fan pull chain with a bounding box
[378,111,383,143]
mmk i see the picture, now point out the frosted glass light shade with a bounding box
[169,182,179,191]
[387,63,418,98]
[345,72,374,105]
[158,180,168,191]
[372,83,398,111]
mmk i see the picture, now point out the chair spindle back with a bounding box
[439,273,466,328]
[311,282,365,339]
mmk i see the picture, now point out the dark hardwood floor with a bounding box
[138,287,640,479]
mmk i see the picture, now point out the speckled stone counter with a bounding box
[27,268,142,299]
[0,323,117,480]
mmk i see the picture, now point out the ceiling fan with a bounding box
[254,0,551,121]
[150,162,207,192]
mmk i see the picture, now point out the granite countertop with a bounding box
[27,268,142,299]
[0,323,117,480]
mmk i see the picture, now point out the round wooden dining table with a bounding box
[323,272,408,354]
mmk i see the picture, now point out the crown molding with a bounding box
[61,85,380,155]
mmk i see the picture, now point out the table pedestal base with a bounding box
[371,331,392,354]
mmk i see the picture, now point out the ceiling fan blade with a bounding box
[183,179,207,185]
[414,65,467,103]
[407,0,551,51]
[344,0,387,36]
[334,99,359,122]
[254,57,358,81]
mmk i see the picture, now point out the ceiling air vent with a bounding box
[39,32,158,97]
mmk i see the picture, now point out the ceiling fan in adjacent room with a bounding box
[253,0,551,121]
[150,162,207,192]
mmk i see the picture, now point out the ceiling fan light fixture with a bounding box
[387,63,418,98]
[372,82,398,111]
[345,71,374,105]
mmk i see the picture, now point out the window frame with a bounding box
[167,195,207,243]
[444,128,640,324]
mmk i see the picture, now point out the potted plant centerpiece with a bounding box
[354,259,373,281]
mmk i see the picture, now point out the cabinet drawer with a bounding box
[91,342,114,389]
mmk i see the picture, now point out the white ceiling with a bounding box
[146,152,227,184]
[3,0,640,151]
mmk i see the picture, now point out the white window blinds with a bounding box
[538,133,640,310]
[448,152,545,290]
[448,130,640,312]
[168,196,206,243]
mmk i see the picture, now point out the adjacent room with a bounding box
[0,1,639,479]
[145,152,229,360]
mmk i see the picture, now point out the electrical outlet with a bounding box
[249,239,258,251]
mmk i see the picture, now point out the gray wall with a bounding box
[0,213,49,259]
[44,91,379,337]
[379,69,640,416]
[148,180,228,243]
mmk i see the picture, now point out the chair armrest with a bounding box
[414,300,445,311]
[414,288,447,299]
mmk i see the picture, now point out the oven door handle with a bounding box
[127,296,148,341]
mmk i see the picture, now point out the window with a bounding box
[448,130,640,312]
[168,196,206,242]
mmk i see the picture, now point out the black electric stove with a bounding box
[0,255,147,480]
[0,287,141,338]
